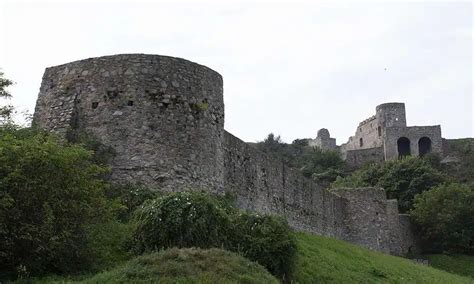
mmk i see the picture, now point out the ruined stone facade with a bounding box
[308,128,337,150]
[312,103,442,167]
[33,54,418,256]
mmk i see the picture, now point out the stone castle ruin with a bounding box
[310,103,442,168]
[33,54,418,256]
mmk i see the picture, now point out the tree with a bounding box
[0,128,112,278]
[0,71,14,123]
[411,183,474,254]
[332,157,446,212]
[299,147,345,184]
[256,133,346,184]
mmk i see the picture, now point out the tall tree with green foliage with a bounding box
[0,128,113,279]
[332,157,445,212]
[299,147,345,183]
[0,71,14,123]
[256,133,346,184]
[411,183,474,254]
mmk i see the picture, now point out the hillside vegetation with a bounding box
[295,232,473,283]
[425,254,474,278]
[442,138,474,183]
[83,248,278,283]
[21,233,474,283]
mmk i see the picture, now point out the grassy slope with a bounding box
[295,232,473,283]
[81,247,278,284]
[15,234,473,283]
[425,254,474,278]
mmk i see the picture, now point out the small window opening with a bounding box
[92,102,99,109]
[395,117,399,121]
[359,138,364,147]
[127,100,134,106]
[378,126,382,137]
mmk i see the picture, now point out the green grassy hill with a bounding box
[425,254,474,279]
[295,232,473,283]
[16,233,473,283]
[82,247,278,283]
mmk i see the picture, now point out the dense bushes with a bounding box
[131,191,296,280]
[441,139,474,183]
[332,156,445,212]
[411,183,474,254]
[299,148,345,184]
[132,192,233,252]
[0,128,113,278]
[230,212,297,279]
[256,133,346,184]
[105,184,160,221]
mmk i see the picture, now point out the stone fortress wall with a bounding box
[33,54,417,256]
[33,54,225,193]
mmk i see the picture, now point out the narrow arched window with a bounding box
[359,138,364,147]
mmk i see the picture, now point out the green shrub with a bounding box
[332,157,445,212]
[130,191,296,280]
[84,221,134,271]
[230,212,297,280]
[441,138,474,183]
[105,184,160,221]
[256,133,347,184]
[411,183,474,254]
[0,128,112,279]
[131,192,233,253]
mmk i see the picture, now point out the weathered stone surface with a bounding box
[345,146,385,169]
[338,102,442,165]
[33,54,418,256]
[33,54,225,193]
[308,128,337,150]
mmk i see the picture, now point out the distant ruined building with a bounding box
[310,103,442,168]
[33,54,418,256]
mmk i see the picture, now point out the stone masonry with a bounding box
[308,128,337,150]
[33,54,418,256]
[33,54,225,193]
[311,103,443,167]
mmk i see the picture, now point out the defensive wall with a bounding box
[33,54,418,256]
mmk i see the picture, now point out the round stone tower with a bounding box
[375,102,407,128]
[33,54,225,193]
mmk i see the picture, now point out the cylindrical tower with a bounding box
[33,54,225,193]
[375,103,407,128]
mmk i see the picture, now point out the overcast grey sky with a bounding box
[0,0,472,143]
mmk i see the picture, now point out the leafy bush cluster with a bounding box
[105,184,160,221]
[411,183,474,254]
[441,138,474,183]
[0,127,113,278]
[332,156,446,212]
[256,133,346,184]
[132,191,297,280]
[132,192,233,252]
[0,71,14,123]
